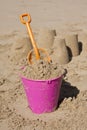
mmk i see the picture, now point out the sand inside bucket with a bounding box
[22,60,64,80]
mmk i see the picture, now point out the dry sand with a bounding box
[22,60,64,80]
[0,0,87,130]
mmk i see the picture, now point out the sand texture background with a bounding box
[0,0,87,130]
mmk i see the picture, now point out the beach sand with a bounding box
[0,0,87,130]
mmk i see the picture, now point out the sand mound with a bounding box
[22,60,64,80]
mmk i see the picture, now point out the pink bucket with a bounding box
[21,76,63,114]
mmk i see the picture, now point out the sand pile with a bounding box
[22,60,64,80]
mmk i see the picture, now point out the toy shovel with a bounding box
[20,13,51,64]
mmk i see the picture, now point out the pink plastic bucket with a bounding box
[21,76,63,114]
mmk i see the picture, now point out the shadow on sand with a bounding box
[57,80,80,108]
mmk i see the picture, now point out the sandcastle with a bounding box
[78,32,87,54]
[10,29,87,66]
[65,34,79,57]
[36,28,56,49]
[52,38,69,64]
